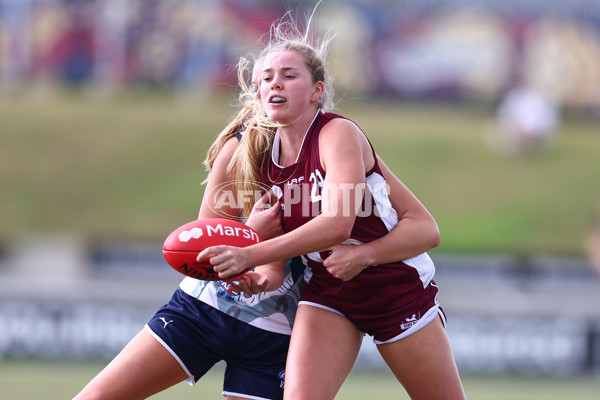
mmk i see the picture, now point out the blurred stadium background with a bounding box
[1,0,600,398]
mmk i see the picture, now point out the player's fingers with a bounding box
[227,276,248,293]
[197,245,228,262]
[217,265,236,278]
[260,190,272,203]
[214,257,238,274]
[324,265,342,280]
[267,198,282,215]
[324,244,342,253]
[257,276,270,292]
[210,253,231,268]
[250,278,262,293]
[253,190,272,209]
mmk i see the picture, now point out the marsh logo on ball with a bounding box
[178,227,203,242]
[178,223,260,243]
[163,218,262,281]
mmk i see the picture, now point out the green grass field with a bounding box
[1,359,599,400]
[1,91,599,394]
[1,91,599,256]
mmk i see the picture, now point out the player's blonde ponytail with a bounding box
[229,58,278,218]
[203,58,254,176]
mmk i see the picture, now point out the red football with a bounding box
[163,218,262,281]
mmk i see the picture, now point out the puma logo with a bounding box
[160,317,173,328]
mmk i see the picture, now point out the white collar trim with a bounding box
[272,109,321,167]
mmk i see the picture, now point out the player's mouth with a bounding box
[269,96,287,104]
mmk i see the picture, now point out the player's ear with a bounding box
[311,81,324,103]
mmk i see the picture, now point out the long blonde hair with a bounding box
[203,58,255,175]
[229,58,278,218]
[204,7,335,218]
[202,55,278,218]
[230,10,336,217]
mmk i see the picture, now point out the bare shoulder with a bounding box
[320,116,375,172]
[320,116,372,155]
[213,136,241,166]
[221,135,241,155]
[318,116,372,172]
[320,117,364,144]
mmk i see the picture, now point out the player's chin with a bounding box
[265,108,288,122]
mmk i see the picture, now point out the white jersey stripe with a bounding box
[366,172,398,232]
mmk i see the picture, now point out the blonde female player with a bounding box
[199,15,466,400]
[72,57,442,400]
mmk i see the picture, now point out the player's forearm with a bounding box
[362,216,440,266]
[254,262,285,291]
[247,214,352,267]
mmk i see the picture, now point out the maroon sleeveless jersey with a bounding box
[260,111,442,342]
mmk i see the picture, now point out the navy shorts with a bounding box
[146,288,289,400]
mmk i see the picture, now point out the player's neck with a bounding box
[277,108,319,165]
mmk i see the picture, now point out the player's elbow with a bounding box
[427,222,441,249]
[430,230,441,249]
[415,211,440,250]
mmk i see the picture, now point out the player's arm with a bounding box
[201,118,368,277]
[321,155,440,281]
[199,136,285,291]
[233,191,285,294]
[199,137,240,220]
[200,137,283,240]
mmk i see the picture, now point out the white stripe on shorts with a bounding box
[144,324,196,386]
[298,300,345,317]
[373,304,444,345]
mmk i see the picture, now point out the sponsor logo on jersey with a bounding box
[217,281,240,299]
[277,369,285,388]
[287,176,305,187]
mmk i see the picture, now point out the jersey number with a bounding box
[309,170,324,202]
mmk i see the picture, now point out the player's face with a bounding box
[259,50,321,124]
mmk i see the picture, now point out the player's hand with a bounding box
[197,245,251,278]
[322,244,369,281]
[227,271,270,296]
[246,190,283,240]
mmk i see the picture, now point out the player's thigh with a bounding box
[74,329,188,400]
[284,305,362,400]
[376,316,465,400]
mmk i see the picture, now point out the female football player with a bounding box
[73,53,443,400]
[199,13,465,400]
